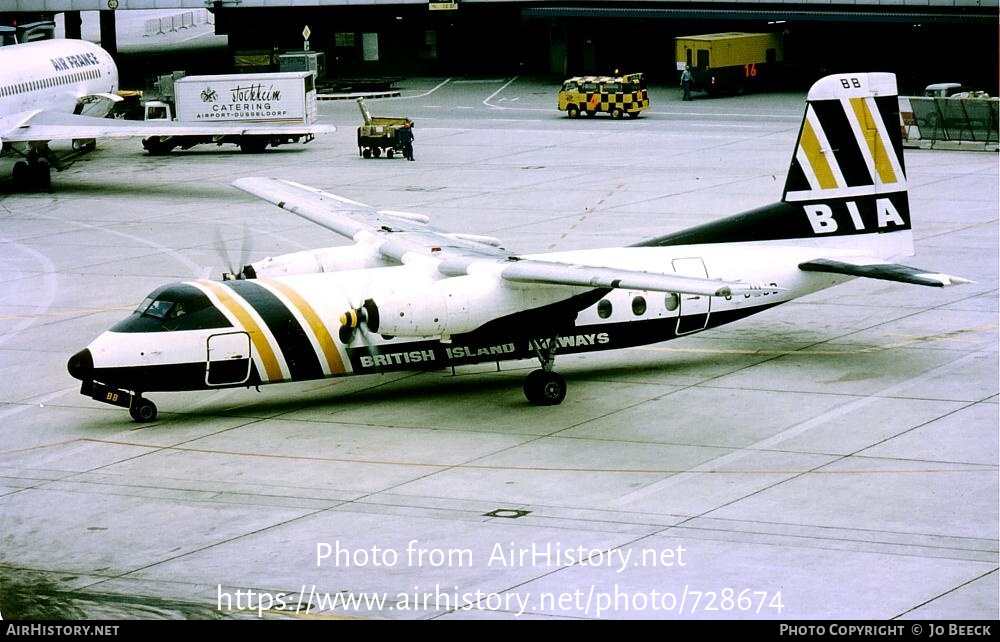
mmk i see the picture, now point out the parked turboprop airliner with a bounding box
[67,72,970,422]
[0,38,333,190]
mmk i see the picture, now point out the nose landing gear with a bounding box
[128,396,158,423]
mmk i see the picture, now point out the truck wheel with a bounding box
[567,105,580,118]
[373,147,382,158]
[363,148,372,159]
[239,137,268,154]
[610,107,624,119]
[143,138,172,156]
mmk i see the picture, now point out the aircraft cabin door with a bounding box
[206,331,251,386]
[673,257,711,335]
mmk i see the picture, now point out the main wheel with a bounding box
[129,398,158,423]
[523,370,567,406]
[33,160,51,191]
[11,161,29,190]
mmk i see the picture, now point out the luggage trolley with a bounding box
[356,98,412,159]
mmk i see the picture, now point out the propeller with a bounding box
[338,298,379,345]
[215,225,256,280]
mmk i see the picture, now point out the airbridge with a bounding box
[3,0,997,88]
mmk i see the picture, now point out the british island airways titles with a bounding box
[357,333,611,369]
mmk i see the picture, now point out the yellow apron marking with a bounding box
[263,279,346,375]
[201,281,283,382]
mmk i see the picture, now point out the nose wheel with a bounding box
[129,396,158,423]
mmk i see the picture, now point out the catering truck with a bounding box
[141,71,329,154]
[675,32,783,96]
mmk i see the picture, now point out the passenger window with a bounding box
[597,299,613,319]
[631,296,647,316]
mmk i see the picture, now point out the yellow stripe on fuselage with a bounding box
[201,281,283,382]
[800,117,838,190]
[263,279,346,375]
[849,97,897,185]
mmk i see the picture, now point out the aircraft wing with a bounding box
[501,259,753,297]
[0,109,335,144]
[799,257,972,287]
[234,177,771,298]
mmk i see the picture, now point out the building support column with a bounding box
[64,10,82,40]
[99,10,118,57]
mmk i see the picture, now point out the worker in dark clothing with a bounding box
[397,121,415,161]
[680,66,694,101]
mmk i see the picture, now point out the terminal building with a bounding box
[2,0,997,94]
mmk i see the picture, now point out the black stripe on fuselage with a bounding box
[345,302,782,374]
[222,280,324,381]
[633,189,910,248]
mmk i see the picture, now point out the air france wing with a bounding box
[1,110,335,144]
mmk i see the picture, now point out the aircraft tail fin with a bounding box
[638,72,914,259]
[781,72,913,257]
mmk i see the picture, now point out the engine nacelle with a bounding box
[248,244,393,278]
[370,274,575,338]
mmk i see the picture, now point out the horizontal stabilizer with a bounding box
[799,258,972,287]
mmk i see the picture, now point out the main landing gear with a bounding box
[10,150,52,192]
[523,336,567,405]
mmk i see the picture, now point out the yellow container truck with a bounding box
[675,32,783,96]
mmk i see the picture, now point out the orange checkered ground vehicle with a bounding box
[557,73,649,119]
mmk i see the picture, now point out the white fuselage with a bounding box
[79,241,852,390]
[0,39,118,121]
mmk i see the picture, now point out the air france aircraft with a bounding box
[0,38,333,190]
[68,72,970,422]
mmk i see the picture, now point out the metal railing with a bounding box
[900,96,999,150]
[143,9,215,37]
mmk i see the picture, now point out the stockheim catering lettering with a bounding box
[194,83,289,119]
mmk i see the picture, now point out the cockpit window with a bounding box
[113,283,230,333]
[137,297,189,319]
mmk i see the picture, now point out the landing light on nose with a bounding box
[67,348,93,381]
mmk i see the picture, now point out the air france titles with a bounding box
[50,52,101,71]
